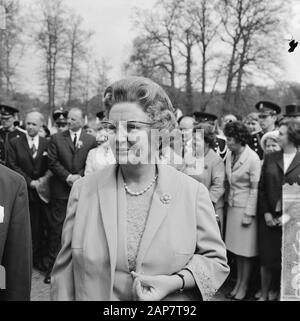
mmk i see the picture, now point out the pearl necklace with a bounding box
[124,174,158,196]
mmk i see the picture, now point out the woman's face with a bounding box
[96,128,109,145]
[226,136,241,152]
[245,119,260,133]
[278,125,289,149]
[265,138,281,154]
[38,127,47,138]
[108,102,153,164]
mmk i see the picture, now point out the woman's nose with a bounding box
[116,125,128,143]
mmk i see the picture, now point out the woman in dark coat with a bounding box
[258,119,300,300]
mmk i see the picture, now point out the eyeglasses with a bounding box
[100,120,154,134]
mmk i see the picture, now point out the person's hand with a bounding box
[72,174,81,183]
[264,212,277,227]
[131,272,179,301]
[66,175,81,187]
[30,180,38,189]
[242,214,253,226]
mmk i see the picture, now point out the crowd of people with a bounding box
[0,76,300,301]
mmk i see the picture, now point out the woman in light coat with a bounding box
[224,121,261,300]
[51,77,229,301]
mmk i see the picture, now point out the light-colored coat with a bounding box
[190,149,225,208]
[51,164,229,301]
[225,145,261,216]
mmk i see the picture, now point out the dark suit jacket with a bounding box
[6,135,49,201]
[48,130,97,199]
[0,165,32,301]
[258,150,300,216]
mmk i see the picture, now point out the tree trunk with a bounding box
[68,42,75,105]
[185,31,193,115]
[168,30,176,88]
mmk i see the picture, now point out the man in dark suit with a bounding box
[47,107,96,283]
[0,165,32,301]
[0,103,26,165]
[7,111,49,273]
[53,108,69,133]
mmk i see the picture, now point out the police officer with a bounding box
[53,108,68,133]
[193,111,228,160]
[255,101,281,134]
[245,112,264,160]
[283,104,300,122]
[0,103,25,164]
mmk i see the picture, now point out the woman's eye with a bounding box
[127,124,138,131]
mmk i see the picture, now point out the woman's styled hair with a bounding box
[280,119,300,147]
[260,130,279,152]
[194,122,216,149]
[103,77,177,131]
[224,121,251,146]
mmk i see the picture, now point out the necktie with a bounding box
[31,139,37,158]
[73,133,77,147]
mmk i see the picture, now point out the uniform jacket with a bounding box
[48,130,97,200]
[225,145,261,216]
[213,136,228,160]
[0,165,32,301]
[248,130,264,160]
[258,150,300,216]
[6,135,49,202]
[51,164,230,301]
[0,128,26,164]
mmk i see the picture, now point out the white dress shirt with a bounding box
[283,151,296,174]
[26,133,39,158]
[69,128,82,146]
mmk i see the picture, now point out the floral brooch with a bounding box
[76,140,83,149]
[160,193,171,205]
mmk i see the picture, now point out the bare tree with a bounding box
[0,0,25,97]
[33,0,67,111]
[187,0,220,95]
[64,13,93,105]
[124,35,171,85]
[132,0,182,88]
[218,0,286,110]
[93,58,111,110]
[174,1,198,114]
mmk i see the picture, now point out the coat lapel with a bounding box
[135,164,180,271]
[64,130,75,153]
[97,165,118,298]
[285,151,300,176]
[35,137,46,160]
[232,145,248,172]
[276,151,284,173]
[225,151,232,183]
[74,131,86,153]
[21,135,34,162]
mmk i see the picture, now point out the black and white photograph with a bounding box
[1,0,300,307]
